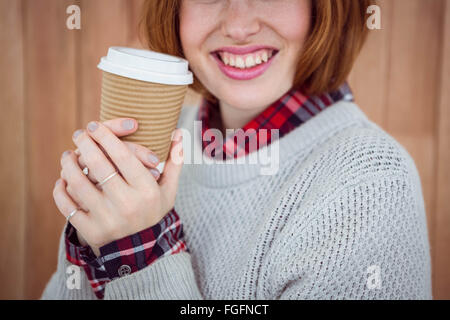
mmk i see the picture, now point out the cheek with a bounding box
[272,1,311,50]
[179,4,209,59]
[283,20,310,47]
[179,8,194,58]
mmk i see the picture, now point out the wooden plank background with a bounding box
[0,0,449,299]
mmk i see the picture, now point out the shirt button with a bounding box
[118,264,132,277]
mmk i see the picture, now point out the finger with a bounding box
[84,121,155,190]
[72,129,128,196]
[160,129,184,204]
[60,149,105,212]
[79,141,158,171]
[78,143,157,186]
[61,168,90,212]
[79,150,158,184]
[122,141,160,169]
[102,118,138,137]
[77,155,98,185]
[78,144,119,173]
[66,184,90,212]
[119,142,160,180]
[53,178,91,232]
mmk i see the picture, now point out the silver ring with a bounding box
[67,208,79,223]
[82,167,89,175]
[97,171,119,187]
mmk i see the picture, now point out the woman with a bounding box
[43,0,432,299]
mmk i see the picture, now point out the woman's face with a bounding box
[180,0,312,110]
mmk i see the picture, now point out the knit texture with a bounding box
[41,100,432,300]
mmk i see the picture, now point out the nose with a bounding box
[221,0,261,43]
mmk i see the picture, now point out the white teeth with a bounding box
[245,56,255,68]
[217,49,275,68]
[235,56,245,68]
[261,51,268,62]
[229,55,235,67]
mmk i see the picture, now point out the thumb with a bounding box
[159,128,184,204]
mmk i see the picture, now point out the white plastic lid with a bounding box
[97,47,193,85]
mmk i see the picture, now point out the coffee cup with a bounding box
[97,47,193,172]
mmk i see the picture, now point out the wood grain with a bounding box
[0,0,449,299]
[78,0,131,127]
[22,0,79,299]
[349,0,392,126]
[386,0,445,278]
[434,0,450,300]
[0,0,26,299]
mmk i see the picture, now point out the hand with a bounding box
[73,119,162,193]
[53,118,184,256]
[72,118,163,247]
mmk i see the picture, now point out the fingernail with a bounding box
[150,168,160,179]
[55,179,61,186]
[122,119,135,130]
[87,121,98,132]
[148,153,159,165]
[73,129,83,140]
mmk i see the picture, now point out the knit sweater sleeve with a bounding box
[261,172,432,300]
[40,221,203,300]
[40,226,98,300]
[102,252,202,299]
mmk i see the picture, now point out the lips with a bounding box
[215,49,276,66]
[212,45,279,55]
[210,49,278,81]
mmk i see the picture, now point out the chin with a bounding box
[215,82,271,106]
[220,93,273,111]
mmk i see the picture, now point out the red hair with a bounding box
[140,0,375,103]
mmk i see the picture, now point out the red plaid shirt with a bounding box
[64,208,186,299]
[199,82,353,159]
[65,81,352,299]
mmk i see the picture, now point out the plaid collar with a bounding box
[198,82,353,160]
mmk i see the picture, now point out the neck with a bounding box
[218,100,267,135]
[190,100,366,188]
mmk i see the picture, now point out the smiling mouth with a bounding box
[210,49,279,81]
[211,49,279,69]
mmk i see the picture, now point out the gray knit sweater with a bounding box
[41,100,432,300]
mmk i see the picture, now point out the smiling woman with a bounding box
[141,0,373,131]
[41,0,433,300]
[180,0,312,113]
[141,0,371,103]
